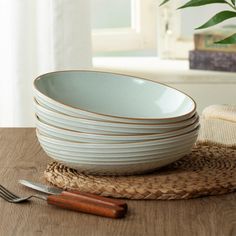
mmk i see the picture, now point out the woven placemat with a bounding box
[44,141,236,200]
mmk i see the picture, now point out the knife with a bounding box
[19,179,127,217]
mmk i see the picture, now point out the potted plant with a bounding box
[160,0,236,44]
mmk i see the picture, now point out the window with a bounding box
[91,0,157,55]
[156,1,193,59]
[91,0,227,59]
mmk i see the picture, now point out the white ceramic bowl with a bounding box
[35,115,200,143]
[45,148,192,164]
[34,101,199,135]
[38,130,195,175]
[34,70,196,124]
[42,152,192,175]
[40,139,196,161]
[36,126,199,154]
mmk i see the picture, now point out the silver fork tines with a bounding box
[0,185,46,203]
[0,185,18,200]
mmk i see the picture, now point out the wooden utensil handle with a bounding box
[47,195,126,218]
[61,190,127,211]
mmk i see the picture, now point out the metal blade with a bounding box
[19,179,63,195]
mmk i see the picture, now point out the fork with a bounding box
[0,185,126,218]
[0,184,47,203]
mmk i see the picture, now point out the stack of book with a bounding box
[189,25,236,72]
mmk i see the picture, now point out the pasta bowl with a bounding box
[34,100,199,135]
[34,70,196,124]
[35,115,200,143]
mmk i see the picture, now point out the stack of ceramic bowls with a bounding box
[33,70,200,175]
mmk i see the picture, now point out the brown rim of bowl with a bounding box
[35,114,200,138]
[33,70,197,121]
[34,97,198,127]
[36,129,200,148]
[34,97,198,126]
[35,123,200,146]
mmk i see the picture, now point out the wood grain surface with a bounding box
[0,128,235,236]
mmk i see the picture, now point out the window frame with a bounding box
[92,0,157,53]
[156,0,193,59]
[92,0,193,59]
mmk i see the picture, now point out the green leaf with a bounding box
[195,11,236,29]
[178,0,226,9]
[215,33,236,44]
[159,0,170,6]
[230,0,235,5]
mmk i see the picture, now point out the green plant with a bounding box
[160,0,236,44]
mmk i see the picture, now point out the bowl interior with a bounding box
[34,71,195,120]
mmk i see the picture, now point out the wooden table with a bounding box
[0,128,235,236]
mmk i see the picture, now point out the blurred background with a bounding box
[0,0,235,126]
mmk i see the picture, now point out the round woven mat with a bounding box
[44,142,236,200]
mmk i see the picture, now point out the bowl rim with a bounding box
[35,114,200,139]
[34,98,198,128]
[36,125,200,147]
[33,70,197,121]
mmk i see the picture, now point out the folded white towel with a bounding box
[198,118,236,147]
[198,104,236,146]
[202,104,236,123]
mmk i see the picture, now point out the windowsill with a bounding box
[93,57,236,84]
